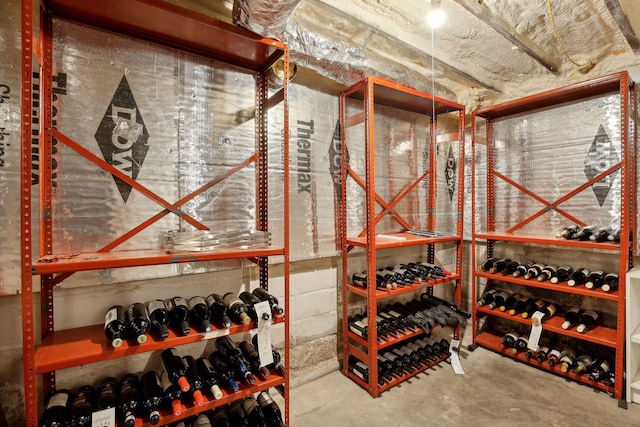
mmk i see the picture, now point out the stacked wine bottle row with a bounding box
[500,330,615,387]
[105,289,284,348]
[478,289,601,334]
[478,257,619,292]
[348,293,469,342]
[40,337,285,427]
[348,335,452,387]
[556,224,621,243]
[351,261,452,290]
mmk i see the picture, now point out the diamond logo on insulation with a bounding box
[583,124,619,207]
[445,145,457,201]
[95,75,149,203]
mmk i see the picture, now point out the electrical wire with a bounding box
[545,0,594,72]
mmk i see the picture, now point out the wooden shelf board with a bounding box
[475,271,619,301]
[33,247,285,275]
[35,314,284,373]
[475,305,617,348]
[475,331,614,394]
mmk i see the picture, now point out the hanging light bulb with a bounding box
[427,0,446,28]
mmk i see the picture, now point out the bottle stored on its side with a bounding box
[608,228,621,243]
[239,340,271,379]
[572,353,596,375]
[188,296,212,332]
[183,355,206,406]
[223,292,252,325]
[550,265,574,284]
[215,335,257,385]
[602,273,619,292]
[537,265,558,282]
[251,334,286,377]
[576,310,599,333]
[584,271,606,290]
[105,305,127,348]
[477,289,498,307]
[240,291,269,322]
[168,296,191,336]
[146,299,170,340]
[208,351,240,392]
[556,224,580,239]
[561,307,582,330]
[508,295,531,316]
[567,267,590,287]
[489,258,511,274]
[140,371,163,426]
[535,346,550,362]
[95,377,118,411]
[575,225,597,241]
[533,301,557,321]
[242,395,266,427]
[548,348,561,367]
[210,407,231,427]
[126,302,151,344]
[501,331,519,348]
[488,290,511,310]
[160,369,183,416]
[206,293,233,329]
[228,401,248,427]
[588,359,611,382]
[348,356,374,384]
[520,299,547,319]
[68,385,94,427]
[478,257,499,272]
[257,391,285,427]
[41,389,71,427]
[195,357,224,400]
[499,293,523,312]
[589,226,611,242]
[160,347,191,393]
[193,413,213,427]
[559,347,577,373]
[603,371,616,387]
[118,374,141,427]
[500,260,520,275]
[252,287,285,315]
[523,263,545,280]
[514,335,529,352]
[512,260,534,278]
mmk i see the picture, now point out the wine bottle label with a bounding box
[104,307,118,331]
[549,349,561,358]
[46,392,69,409]
[351,367,366,380]
[147,300,164,313]
[174,297,188,307]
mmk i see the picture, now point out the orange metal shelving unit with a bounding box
[470,72,636,405]
[339,75,465,397]
[20,0,290,425]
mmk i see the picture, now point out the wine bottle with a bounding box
[499,293,523,312]
[589,226,611,242]
[242,396,266,427]
[602,273,619,292]
[183,355,206,406]
[378,353,403,377]
[240,291,269,321]
[126,302,151,344]
[188,296,212,332]
[140,371,163,425]
[68,385,94,427]
[489,258,511,274]
[348,357,372,383]
[407,340,437,362]
[607,228,621,243]
[478,257,499,271]
[228,400,248,427]
[392,345,422,369]
[520,298,546,319]
[378,269,406,287]
[537,265,558,282]
[175,418,193,427]
[208,351,240,392]
[417,262,452,278]
[508,295,531,316]
[146,299,170,340]
[535,301,557,320]
[206,293,233,328]
[41,389,71,427]
[575,225,597,241]
[501,331,519,348]
[104,305,127,348]
[210,407,231,427]
[195,357,224,400]
[487,290,511,310]
[512,260,534,278]
[118,373,141,427]
[588,359,611,382]
[572,353,596,375]
[215,335,257,385]
[193,413,213,427]
[576,310,599,333]
[547,348,561,367]
[251,335,286,377]
[500,260,520,275]
[584,270,605,290]
[559,347,577,373]
[514,335,529,352]
[561,307,582,330]
[160,347,191,393]
[550,265,574,284]
[222,292,252,325]
[160,369,184,416]
[252,287,285,315]
[382,350,414,374]
[522,263,544,280]
[257,391,285,427]
[168,296,191,336]
[95,377,118,411]
[477,289,498,307]
[603,371,616,387]
[535,346,550,362]
[239,340,271,379]
[556,224,580,239]
[567,268,590,287]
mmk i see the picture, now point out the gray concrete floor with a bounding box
[290,345,640,426]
